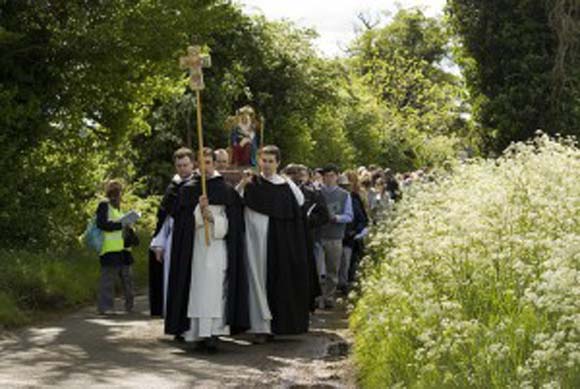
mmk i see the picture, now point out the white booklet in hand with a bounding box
[119,210,141,225]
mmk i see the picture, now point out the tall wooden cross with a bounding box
[179,45,211,91]
[180,45,211,245]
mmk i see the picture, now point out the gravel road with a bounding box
[0,294,356,388]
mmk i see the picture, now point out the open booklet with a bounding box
[118,210,141,225]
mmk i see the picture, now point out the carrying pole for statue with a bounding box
[180,45,211,245]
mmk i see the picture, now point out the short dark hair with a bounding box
[372,171,384,184]
[322,163,339,174]
[105,179,123,199]
[173,147,194,162]
[260,145,281,162]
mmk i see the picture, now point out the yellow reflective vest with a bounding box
[100,204,124,256]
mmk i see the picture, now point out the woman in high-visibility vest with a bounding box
[95,179,136,315]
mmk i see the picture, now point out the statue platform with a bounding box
[219,166,256,186]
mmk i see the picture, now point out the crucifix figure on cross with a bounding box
[179,45,211,90]
[179,45,212,245]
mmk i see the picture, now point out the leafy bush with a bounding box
[0,230,151,328]
[0,292,29,328]
[351,135,580,388]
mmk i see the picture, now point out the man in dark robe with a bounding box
[149,147,195,317]
[283,163,328,311]
[338,173,369,294]
[164,148,249,338]
[237,146,311,342]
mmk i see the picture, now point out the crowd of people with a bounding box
[95,144,426,352]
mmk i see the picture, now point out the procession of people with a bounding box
[132,47,387,351]
[134,137,405,352]
[97,44,402,350]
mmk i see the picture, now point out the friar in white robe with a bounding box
[183,149,249,350]
[238,145,311,341]
[184,183,230,343]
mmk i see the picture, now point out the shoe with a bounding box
[204,337,218,353]
[174,335,186,343]
[337,285,349,296]
[189,340,206,351]
[324,298,336,309]
[253,334,268,344]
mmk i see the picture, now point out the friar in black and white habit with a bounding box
[149,147,195,317]
[283,163,329,311]
[237,145,313,342]
[183,148,249,350]
[164,148,249,341]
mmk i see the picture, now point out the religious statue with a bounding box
[230,106,262,167]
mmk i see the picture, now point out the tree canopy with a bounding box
[1,1,577,249]
[447,0,580,152]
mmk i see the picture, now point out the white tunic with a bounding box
[150,217,173,316]
[241,174,304,334]
[184,203,230,341]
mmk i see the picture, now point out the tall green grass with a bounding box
[0,233,150,329]
[351,135,580,388]
[0,190,159,329]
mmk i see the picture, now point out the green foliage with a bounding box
[346,9,473,171]
[1,1,474,249]
[134,13,355,173]
[0,292,28,328]
[351,135,580,388]
[447,0,580,152]
[0,230,151,328]
[137,9,472,175]
[0,0,240,247]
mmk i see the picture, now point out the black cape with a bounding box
[164,175,249,335]
[148,178,186,317]
[244,176,311,335]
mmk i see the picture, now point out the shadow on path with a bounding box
[0,294,355,388]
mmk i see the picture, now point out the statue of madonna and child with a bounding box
[227,106,263,167]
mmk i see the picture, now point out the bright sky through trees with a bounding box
[240,0,446,56]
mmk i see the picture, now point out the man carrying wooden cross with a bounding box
[163,46,214,339]
[179,45,211,245]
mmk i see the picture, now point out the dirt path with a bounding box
[0,295,356,388]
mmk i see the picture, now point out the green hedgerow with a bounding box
[351,134,580,388]
[0,229,151,328]
[0,292,29,328]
